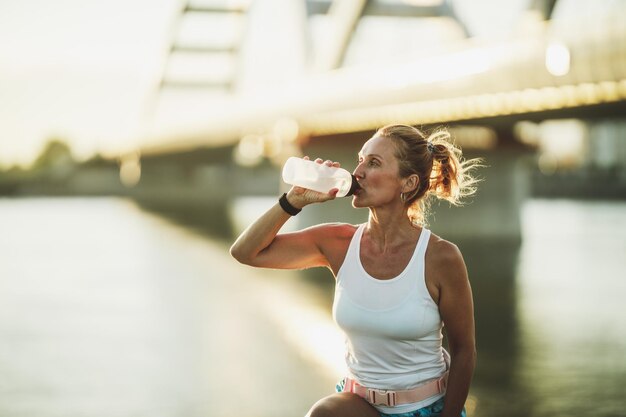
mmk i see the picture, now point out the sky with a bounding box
[0,0,537,168]
[0,0,180,167]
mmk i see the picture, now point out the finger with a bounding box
[303,155,310,160]
[332,161,341,168]
[314,158,324,164]
[324,159,333,166]
[329,188,339,198]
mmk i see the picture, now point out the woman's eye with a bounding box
[358,157,377,166]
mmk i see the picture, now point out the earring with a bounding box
[400,192,407,203]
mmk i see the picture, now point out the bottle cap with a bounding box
[346,175,361,196]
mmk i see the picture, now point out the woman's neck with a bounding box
[366,206,420,249]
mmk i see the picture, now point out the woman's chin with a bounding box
[351,194,366,208]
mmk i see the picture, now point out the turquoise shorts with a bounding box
[377,397,466,417]
[336,380,466,417]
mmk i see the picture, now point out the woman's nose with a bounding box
[352,165,364,179]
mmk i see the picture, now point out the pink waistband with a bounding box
[341,373,448,407]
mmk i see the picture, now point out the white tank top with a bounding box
[332,223,447,413]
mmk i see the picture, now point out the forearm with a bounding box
[441,348,476,417]
[229,202,292,265]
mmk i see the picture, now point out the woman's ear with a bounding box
[402,174,419,194]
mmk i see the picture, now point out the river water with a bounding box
[472,200,626,417]
[0,197,625,417]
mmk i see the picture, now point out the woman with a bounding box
[230,124,479,417]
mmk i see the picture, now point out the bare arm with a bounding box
[229,193,332,269]
[230,159,341,270]
[431,241,476,417]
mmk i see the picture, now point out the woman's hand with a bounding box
[285,157,341,209]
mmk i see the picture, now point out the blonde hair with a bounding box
[376,124,482,225]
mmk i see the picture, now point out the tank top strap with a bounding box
[336,223,366,284]
[347,223,366,257]
[415,228,431,260]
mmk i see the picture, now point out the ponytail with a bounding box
[426,129,480,205]
[377,124,482,225]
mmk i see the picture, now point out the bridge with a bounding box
[140,0,625,149]
[55,0,626,243]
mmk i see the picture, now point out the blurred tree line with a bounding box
[0,138,115,195]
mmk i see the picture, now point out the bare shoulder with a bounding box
[303,222,360,276]
[427,233,464,265]
[424,232,470,304]
[426,232,468,285]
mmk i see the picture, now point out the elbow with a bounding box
[229,243,247,264]
[467,346,478,370]
[469,347,478,369]
[450,343,477,368]
[229,242,254,266]
[465,345,477,363]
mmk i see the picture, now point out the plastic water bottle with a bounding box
[281,157,360,197]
